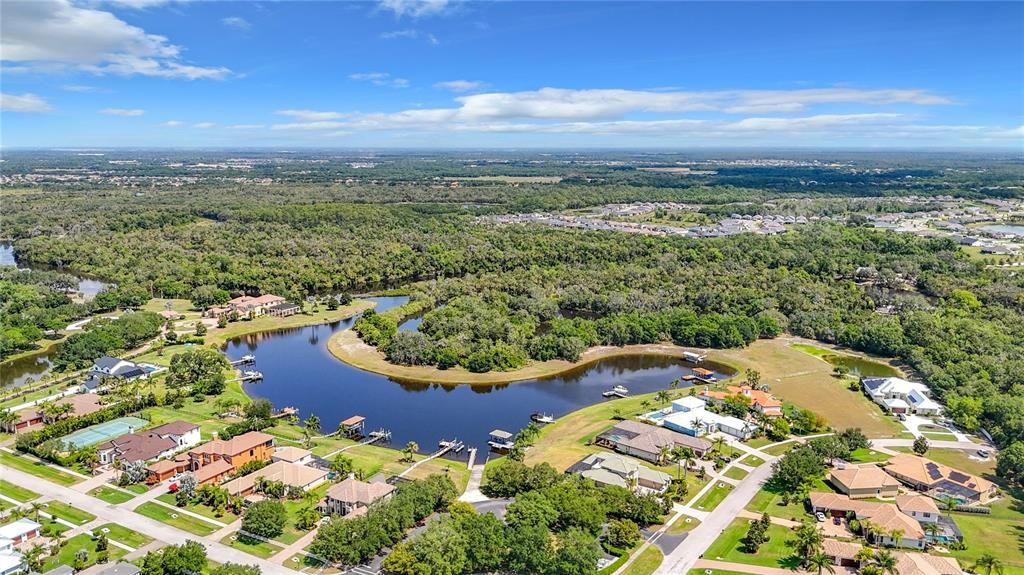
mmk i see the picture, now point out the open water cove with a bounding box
[225,297,732,453]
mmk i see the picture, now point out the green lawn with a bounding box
[134,502,219,536]
[847,447,891,464]
[0,450,82,486]
[93,523,153,549]
[0,479,40,502]
[628,545,663,575]
[738,454,765,467]
[746,477,830,521]
[44,500,96,525]
[946,495,1024,573]
[41,533,128,572]
[666,515,701,535]
[285,553,342,575]
[745,437,773,449]
[763,442,798,456]
[124,483,151,494]
[923,432,958,441]
[156,493,238,523]
[89,486,136,505]
[693,482,734,512]
[889,446,996,478]
[222,532,281,559]
[687,570,753,575]
[723,467,749,481]
[703,519,798,568]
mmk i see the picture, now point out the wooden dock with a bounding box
[321,428,391,459]
[398,439,462,478]
[602,389,629,398]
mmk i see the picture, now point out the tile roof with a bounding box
[326,477,396,506]
[273,446,311,463]
[193,458,234,484]
[149,421,199,436]
[830,465,901,491]
[895,494,940,514]
[189,431,274,457]
[98,432,177,463]
[221,460,327,496]
[597,420,712,454]
[885,454,995,495]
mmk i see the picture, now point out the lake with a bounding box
[981,224,1024,237]
[226,296,733,453]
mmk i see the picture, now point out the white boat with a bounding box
[612,385,629,395]
[531,413,556,424]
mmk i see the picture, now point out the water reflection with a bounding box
[226,296,734,453]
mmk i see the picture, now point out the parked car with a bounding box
[897,413,907,421]
[977,449,991,458]
[833,516,842,525]
[815,512,826,522]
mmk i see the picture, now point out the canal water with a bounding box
[981,224,1024,237]
[225,296,734,454]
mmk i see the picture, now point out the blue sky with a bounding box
[1,0,1022,148]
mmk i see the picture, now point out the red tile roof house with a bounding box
[2,394,104,433]
[206,294,286,318]
[97,421,201,466]
[699,385,784,418]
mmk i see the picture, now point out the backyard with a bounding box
[703,518,798,568]
[0,450,82,486]
[134,501,219,536]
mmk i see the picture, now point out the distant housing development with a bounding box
[206,294,286,318]
[645,395,758,440]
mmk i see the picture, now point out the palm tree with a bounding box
[669,378,680,392]
[854,547,876,566]
[871,550,898,575]
[806,551,836,575]
[973,554,1005,575]
[672,446,695,480]
[403,441,419,462]
[712,436,727,456]
[887,527,904,549]
[921,521,941,546]
[655,390,671,405]
[29,503,43,522]
[658,445,672,466]
[0,409,18,432]
[860,518,878,547]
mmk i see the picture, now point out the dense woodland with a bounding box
[2,154,1024,483]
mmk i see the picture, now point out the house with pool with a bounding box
[642,395,757,440]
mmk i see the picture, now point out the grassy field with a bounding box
[45,501,96,525]
[134,502,219,536]
[710,338,904,437]
[688,570,753,575]
[89,486,136,505]
[156,493,239,523]
[666,515,701,534]
[693,482,733,512]
[285,553,342,575]
[124,483,151,494]
[628,545,664,575]
[0,479,39,502]
[723,467,749,481]
[923,432,958,441]
[847,447,892,463]
[746,477,831,521]
[738,454,765,467]
[222,532,281,559]
[94,523,153,549]
[763,442,798,456]
[41,533,128,572]
[704,519,798,568]
[0,450,82,486]
[946,494,1024,573]
[890,447,996,479]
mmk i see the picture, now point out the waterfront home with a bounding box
[0,519,41,544]
[595,420,711,462]
[319,477,396,517]
[828,464,901,499]
[566,452,672,494]
[90,356,149,382]
[206,294,286,318]
[96,421,200,465]
[187,431,275,473]
[698,385,784,418]
[267,302,301,318]
[655,396,757,440]
[883,453,997,504]
[861,377,942,415]
[809,492,927,549]
[99,563,142,575]
[3,394,103,433]
[488,429,515,450]
[272,446,313,465]
[220,460,328,498]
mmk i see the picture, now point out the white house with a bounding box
[91,356,149,382]
[861,377,942,415]
[0,520,40,545]
[654,396,758,440]
[0,539,23,575]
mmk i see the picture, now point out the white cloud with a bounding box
[192,122,215,128]
[349,72,409,88]
[434,80,484,92]
[380,29,439,44]
[0,92,53,112]
[101,0,177,8]
[62,84,97,92]
[101,107,145,116]
[228,124,265,129]
[222,16,251,30]
[276,109,348,121]
[161,120,183,126]
[377,0,451,18]
[271,121,349,131]
[1,0,230,79]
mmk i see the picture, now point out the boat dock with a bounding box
[602,385,630,399]
[398,439,463,478]
[683,351,707,364]
[322,428,391,459]
[487,429,515,451]
[229,370,264,382]
[228,354,256,366]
